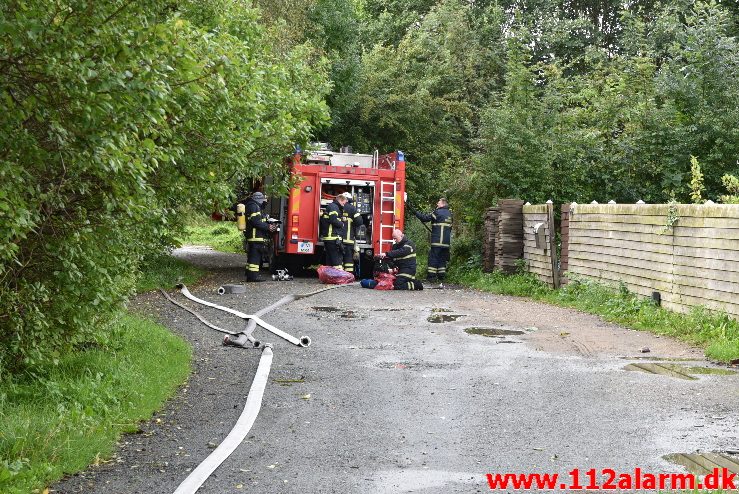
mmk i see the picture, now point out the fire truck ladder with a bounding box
[379,181,397,253]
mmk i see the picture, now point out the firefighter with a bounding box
[378,229,423,290]
[320,193,348,269]
[243,192,276,282]
[339,192,363,273]
[413,197,452,283]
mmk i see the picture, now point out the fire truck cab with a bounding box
[264,145,406,275]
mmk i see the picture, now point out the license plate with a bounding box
[298,242,313,254]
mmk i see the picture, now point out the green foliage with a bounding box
[325,0,506,204]
[178,219,245,254]
[404,213,431,278]
[0,314,191,493]
[450,268,552,298]
[449,269,739,363]
[136,255,205,293]
[450,1,739,225]
[689,156,705,204]
[659,198,680,234]
[0,0,329,371]
[720,174,739,204]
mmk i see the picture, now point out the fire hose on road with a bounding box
[175,283,312,347]
[172,346,273,494]
[162,282,354,494]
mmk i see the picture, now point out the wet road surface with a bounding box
[54,247,739,493]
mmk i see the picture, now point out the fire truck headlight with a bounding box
[304,186,312,192]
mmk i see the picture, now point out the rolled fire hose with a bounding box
[172,346,273,494]
[176,284,312,347]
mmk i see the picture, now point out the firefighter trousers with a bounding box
[427,246,450,281]
[393,277,424,291]
[343,242,355,273]
[324,239,344,269]
[246,241,264,279]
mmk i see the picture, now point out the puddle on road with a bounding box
[624,363,736,380]
[312,306,362,319]
[465,327,525,337]
[428,314,465,323]
[663,451,739,476]
[312,306,342,312]
[376,361,461,370]
[619,356,701,362]
[679,365,736,375]
[273,378,305,387]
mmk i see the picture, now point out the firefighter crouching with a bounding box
[320,193,348,269]
[239,192,276,282]
[413,197,452,283]
[378,229,423,290]
[339,192,363,273]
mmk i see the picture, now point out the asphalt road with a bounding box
[54,247,739,493]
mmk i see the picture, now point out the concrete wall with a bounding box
[566,203,739,317]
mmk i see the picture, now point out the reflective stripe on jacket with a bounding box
[342,202,363,244]
[386,236,417,279]
[415,206,452,247]
[320,199,345,241]
[245,199,270,242]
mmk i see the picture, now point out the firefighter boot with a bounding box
[246,271,266,282]
[436,273,445,289]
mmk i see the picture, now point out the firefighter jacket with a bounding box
[320,199,345,241]
[386,236,417,279]
[415,206,452,248]
[245,199,271,242]
[341,201,364,244]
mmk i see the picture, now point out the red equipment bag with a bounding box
[374,272,395,290]
[317,265,355,285]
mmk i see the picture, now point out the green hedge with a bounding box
[0,0,329,372]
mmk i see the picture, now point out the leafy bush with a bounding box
[720,174,739,204]
[0,0,329,372]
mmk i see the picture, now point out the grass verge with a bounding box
[178,215,243,254]
[0,255,204,492]
[137,254,206,293]
[451,268,739,363]
[0,314,192,493]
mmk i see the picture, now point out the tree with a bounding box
[346,0,506,203]
[0,0,329,370]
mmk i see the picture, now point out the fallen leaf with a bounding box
[301,394,311,400]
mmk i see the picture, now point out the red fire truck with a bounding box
[263,145,407,275]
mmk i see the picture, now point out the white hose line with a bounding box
[178,285,252,319]
[177,285,308,346]
[169,282,355,493]
[159,289,238,335]
[173,346,274,494]
[243,285,350,340]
